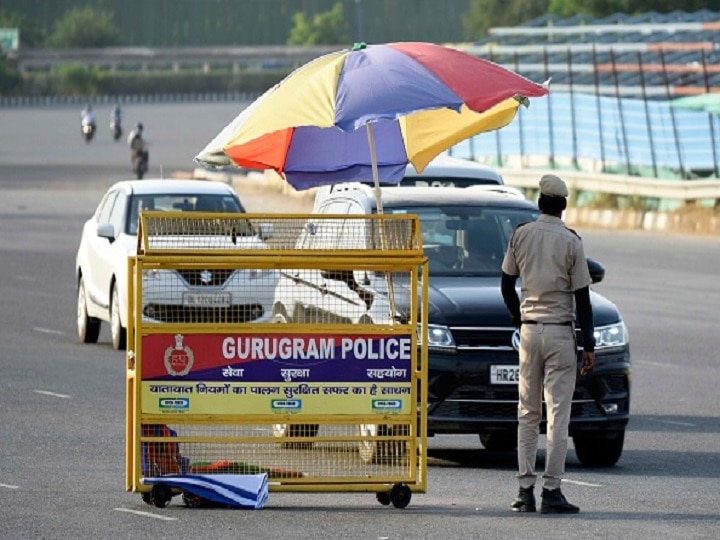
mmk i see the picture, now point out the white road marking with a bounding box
[34,390,72,399]
[114,508,177,521]
[33,327,64,335]
[634,359,677,369]
[0,483,19,489]
[562,479,603,487]
[646,418,696,427]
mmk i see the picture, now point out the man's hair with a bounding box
[538,194,567,215]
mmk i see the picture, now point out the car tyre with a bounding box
[479,432,517,452]
[110,282,127,351]
[573,429,625,467]
[273,423,318,449]
[77,277,101,344]
[357,424,409,464]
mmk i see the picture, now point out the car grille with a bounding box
[451,327,515,348]
[177,269,234,287]
[144,303,264,324]
[453,326,591,351]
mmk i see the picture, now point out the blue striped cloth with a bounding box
[143,473,269,509]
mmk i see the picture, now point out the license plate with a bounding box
[490,365,519,384]
[183,292,232,307]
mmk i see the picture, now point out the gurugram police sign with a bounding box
[141,333,413,415]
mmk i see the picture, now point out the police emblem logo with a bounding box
[164,334,194,376]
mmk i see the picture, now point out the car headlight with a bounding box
[417,324,456,349]
[594,321,628,350]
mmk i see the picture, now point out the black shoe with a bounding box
[511,486,536,512]
[540,488,580,514]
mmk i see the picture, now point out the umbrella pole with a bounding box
[366,123,384,216]
[366,124,396,325]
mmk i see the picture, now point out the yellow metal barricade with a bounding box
[126,211,428,509]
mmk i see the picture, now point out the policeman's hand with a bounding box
[580,351,595,376]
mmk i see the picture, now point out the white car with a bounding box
[75,179,277,350]
[311,155,508,212]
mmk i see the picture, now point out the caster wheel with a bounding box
[376,491,391,506]
[151,483,173,508]
[389,483,411,509]
[183,491,202,508]
[141,491,154,506]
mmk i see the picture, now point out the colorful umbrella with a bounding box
[195,42,549,193]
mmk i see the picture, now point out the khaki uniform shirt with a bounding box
[501,214,591,323]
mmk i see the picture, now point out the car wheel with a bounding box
[357,424,409,464]
[77,277,101,344]
[479,432,517,451]
[272,423,318,449]
[110,282,127,351]
[573,430,625,467]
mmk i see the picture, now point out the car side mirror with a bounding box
[96,223,115,241]
[587,258,605,284]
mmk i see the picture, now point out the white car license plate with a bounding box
[183,292,232,307]
[490,365,519,384]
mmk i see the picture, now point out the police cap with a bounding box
[539,174,569,198]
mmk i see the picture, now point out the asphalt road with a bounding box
[1,103,719,540]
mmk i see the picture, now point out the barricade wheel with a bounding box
[182,491,203,508]
[151,483,173,508]
[376,491,391,506]
[389,483,411,509]
[141,491,154,506]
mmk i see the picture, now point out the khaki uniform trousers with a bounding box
[517,322,577,490]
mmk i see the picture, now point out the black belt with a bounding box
[522,320,573,326]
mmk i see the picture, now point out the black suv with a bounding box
[273,184,631,467]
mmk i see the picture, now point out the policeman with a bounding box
[500,174,596,514]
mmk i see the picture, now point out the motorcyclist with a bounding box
[110,104,123,140]
[127,122,146,151]
[127,122,149,178]
[111,104,122,125]
[80,104,96,134]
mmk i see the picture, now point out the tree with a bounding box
[46,6,120,48]
[287,2,350,46]
[464,0,551,40]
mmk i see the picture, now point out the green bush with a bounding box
[0,54,21,93]
[55,64,100,95]
[287,2,349,45]
[46,6,120,48]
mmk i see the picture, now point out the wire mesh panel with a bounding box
[128,213,429,507]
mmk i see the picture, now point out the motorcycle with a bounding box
[81,120,96,142]
[110,120,122,141]
[132,148,149,179]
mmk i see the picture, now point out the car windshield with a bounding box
[126,194,247,235]
[386,205,540,276]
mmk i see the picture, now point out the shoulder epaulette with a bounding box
[565,226,582,239]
